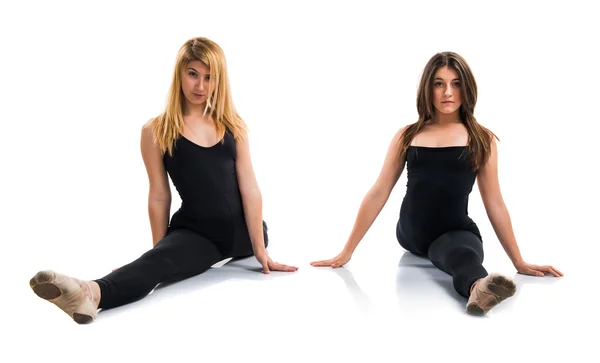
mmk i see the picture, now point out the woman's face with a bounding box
[181,60,212,107]
[432,66,462,117]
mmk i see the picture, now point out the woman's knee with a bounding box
[428,230,484,262]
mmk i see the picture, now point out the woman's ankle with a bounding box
[89,281,101,309]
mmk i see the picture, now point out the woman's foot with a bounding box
[30,270,100,324]
[466,273,516,316]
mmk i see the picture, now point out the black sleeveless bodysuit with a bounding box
[396,146,482,256]
[162,129,267,255]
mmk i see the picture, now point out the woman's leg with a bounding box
[426,230,516,315]
[30,229,225,323]
[95,229,225,308]
[427,230,488,298]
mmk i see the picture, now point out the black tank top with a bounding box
[397,146,481,253]
[163,130,245,242]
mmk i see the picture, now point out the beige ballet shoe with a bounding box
[466,273,516,316]
[30,270,98,324]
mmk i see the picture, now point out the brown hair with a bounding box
[398,52,498,171]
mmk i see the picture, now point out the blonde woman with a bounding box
[30,37,298,324]
[311,52,563,315]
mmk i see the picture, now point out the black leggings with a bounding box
[399,230,488,298]
[94,226,267,310]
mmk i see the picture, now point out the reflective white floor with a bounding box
[11,229,590,363]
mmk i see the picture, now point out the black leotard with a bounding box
[164,130,266,255]
[396,146,482,256]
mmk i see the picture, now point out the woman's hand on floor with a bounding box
[515,261,563,277]
[310,250,352,268]
[254,249,298,274]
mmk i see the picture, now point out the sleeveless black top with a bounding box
[163,130,245,244]
[396,146,482,254]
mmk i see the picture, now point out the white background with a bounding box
[2,0,597,361]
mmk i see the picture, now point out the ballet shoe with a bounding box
[466,272,516,316]
[30,270,97,324]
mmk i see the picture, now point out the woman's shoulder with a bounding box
[141,117,156,139]
[141,115,162,134]
[392,122,416,143]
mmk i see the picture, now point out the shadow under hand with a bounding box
[511,272,564,286]
[98,255,294,319]
[311,265,373,312]
[332,267,373,311]
[395,251,466,311]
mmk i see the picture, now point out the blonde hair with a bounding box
[150,37,247,156]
